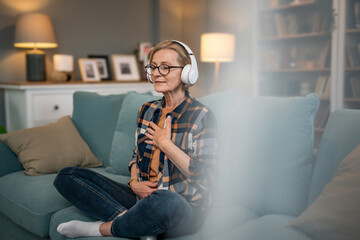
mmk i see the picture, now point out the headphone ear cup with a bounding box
[147,72,153,84]
[181,64,191,85]
[188,69,198,85]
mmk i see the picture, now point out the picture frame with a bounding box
[139,42,152,62]
[88,55,111,80]
[111,54,140,81]
[78,58,101,82]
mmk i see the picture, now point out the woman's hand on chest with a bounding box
[145,116,172,151]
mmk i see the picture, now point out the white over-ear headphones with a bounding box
[146,40,199,86]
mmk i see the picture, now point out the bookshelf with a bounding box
[343,0,360,110]
[254,0,334,147]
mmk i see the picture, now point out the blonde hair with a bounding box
[148,40,192,90]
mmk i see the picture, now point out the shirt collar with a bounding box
[155,91,193,120]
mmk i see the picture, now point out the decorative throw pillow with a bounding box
[0,116,102,176]
[106,91,159,175]
[288,143,360,240]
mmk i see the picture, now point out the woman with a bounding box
[53,40,217,239]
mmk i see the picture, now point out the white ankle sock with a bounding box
[140,236,157,240]
[57,220,103,238]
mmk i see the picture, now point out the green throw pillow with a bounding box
[288,143,360,240]
[106,91,159,175]
[0,116,102,176]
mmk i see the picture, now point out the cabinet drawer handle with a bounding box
[54,105,59,110]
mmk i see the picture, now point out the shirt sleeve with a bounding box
[128,106,142,173]
[128,146,138,173]
[188,109,217,192]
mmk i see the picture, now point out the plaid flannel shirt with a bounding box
[128,91,217,211]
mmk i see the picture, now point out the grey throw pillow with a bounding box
[288,143,360,240]
[0,116,102,175]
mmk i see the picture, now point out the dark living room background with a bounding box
[0,0,252,126]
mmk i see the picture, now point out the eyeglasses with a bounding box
[145,64,184,76]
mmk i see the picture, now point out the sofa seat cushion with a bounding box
[0,167,129,238]
[199,203,258,239]
[0,171,71,237]
[216,214,311,240]
[0,212,44,240]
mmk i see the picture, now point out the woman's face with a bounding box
[151,49,184,94]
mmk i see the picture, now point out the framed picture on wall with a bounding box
[78,58,101,82]
[139,42,152,62]
[111,54,140,81]
[88,55,111,80]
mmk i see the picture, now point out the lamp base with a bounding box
[26,50,46,81]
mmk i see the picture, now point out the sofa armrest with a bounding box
[0,142,23,177]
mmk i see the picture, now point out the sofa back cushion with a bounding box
[106,91,159,175]
[308,109,360,205]
[72,91,126,167]
[200,93,319,216]
[0,142,23,177]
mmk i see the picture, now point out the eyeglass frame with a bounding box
[145,64,184,76]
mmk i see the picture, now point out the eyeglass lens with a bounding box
[145,65,170,76]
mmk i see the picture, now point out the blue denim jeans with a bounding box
[53,167,205,238]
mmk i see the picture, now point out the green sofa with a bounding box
[0,90,359,240]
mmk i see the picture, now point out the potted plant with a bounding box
[0,125,7,134]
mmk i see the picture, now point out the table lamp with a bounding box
[53,54,74,81]
[201,33,235,92]
[14,13,58,81]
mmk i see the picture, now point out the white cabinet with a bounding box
[0,81,157,132]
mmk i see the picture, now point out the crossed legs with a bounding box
[53,167,204,238]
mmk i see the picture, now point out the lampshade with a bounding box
[53,54,74,72]
[14,13,58,49]
[200,33,235,62]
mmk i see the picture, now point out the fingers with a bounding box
[145,132,153,140]
[148,122,160,130]
[144,181,158,187]
[165,116,172,132]
[146,127,155,135]
[150,181,158,187]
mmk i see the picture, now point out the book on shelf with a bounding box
[323,77,331,99]
[311,12,321,33]
[270,0,279,8]
[355,2,360,28]
[346,45,360,68]
[314,75,330,99]
[349,77,360,98]
[315,106,330,129]
[261,10,324,38]
[261,14,278,37]
[345,44,360,68]
[317,41,330,69]
[275,13,287,37]
[262,49,282,70]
